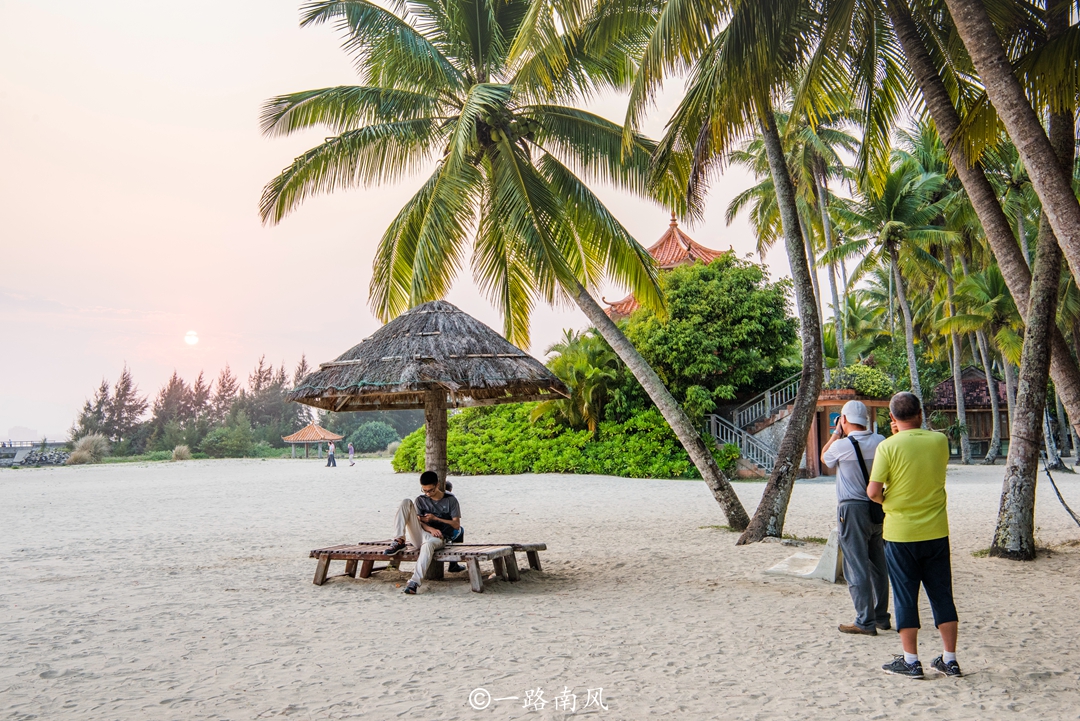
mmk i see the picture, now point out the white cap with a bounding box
[841,400,869,428]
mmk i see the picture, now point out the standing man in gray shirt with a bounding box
[821,400,890,635]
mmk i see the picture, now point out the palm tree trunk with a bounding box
[991,51,1075,557]
[1056,390,1070,457]
[885,0,1080,444]
[1004,359,1018,419]
[1043,408,1067,471]
[737,110,824,545]
[424,390,449,492]
[570,282,750,530]
[942,0,1080,284]
[991,219,1061,559]
[889,245,924,408]
[818,177,846,369]
[945,251,971,463]
[800,213,829,380]
[977,330,1003,463]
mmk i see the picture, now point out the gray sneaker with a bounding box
[403,581,419,595]
[931,656,962,677]
[882,655,924,678]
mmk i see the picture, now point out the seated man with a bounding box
[385,471,463,594]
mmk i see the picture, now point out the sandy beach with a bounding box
[2,459,1079,720]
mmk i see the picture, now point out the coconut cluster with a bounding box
[479,110,541,145]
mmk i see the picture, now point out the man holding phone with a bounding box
[821,400,890,636]
[384,471,463,595]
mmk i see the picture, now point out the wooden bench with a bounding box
[309,542,547,593]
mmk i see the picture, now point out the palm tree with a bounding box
[532,329,619,440]
[829,159,955,412]
[258,0,750,527]
[880,0,1080,460]
[624,0,825,543]
[727,106,860,371]
[940,0,1080,280]
[944,268,1020,464]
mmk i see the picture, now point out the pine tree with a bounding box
[212,365,239,424]
[107,365,147,442]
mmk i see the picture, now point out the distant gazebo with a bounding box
[604,213,726,319]
[282,423,344,459]
[286,300,568,490]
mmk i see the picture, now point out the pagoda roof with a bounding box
[281,423,344,443]
[648,213,726,269]
[605,214,726,319]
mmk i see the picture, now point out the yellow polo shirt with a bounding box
[869,429,950,542]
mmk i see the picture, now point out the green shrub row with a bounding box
[392,404,738,479]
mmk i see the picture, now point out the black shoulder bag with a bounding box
[849,437,886,524]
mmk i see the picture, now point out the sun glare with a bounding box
[184,331,199,346]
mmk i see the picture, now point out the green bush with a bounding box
[350,421,401,453]
[825,364,895,398]
[199,411,255,458]
[393,404,739,479]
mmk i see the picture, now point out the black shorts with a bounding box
[884,536,958,630]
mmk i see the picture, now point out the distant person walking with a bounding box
[348,442,355,466]
[326,440,336,468]
[869,392,960,679]
[821,400,890,636]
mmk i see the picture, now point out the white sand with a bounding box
[2,459,1079,720]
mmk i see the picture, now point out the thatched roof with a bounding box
[281,423,344,443]
[287,300,569,412]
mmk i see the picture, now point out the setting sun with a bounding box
[184,331,199,346]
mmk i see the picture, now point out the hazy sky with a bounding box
[1,0,796,440]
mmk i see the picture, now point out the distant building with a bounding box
[927,367,1010,458]
[604,213,726,319]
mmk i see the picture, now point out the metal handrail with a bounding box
[733,373,801,428]
[707,414,777,474]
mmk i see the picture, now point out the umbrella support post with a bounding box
[425,391,448,491]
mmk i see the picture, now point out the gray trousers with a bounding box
[837,501,891,630]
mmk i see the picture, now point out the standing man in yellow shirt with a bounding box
[868,392,961,679]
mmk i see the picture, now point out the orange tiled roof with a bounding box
[647,213,726,269]
[605,214,725,318]
[281,423,344,443]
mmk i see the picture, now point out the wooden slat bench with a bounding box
[309,542,547,593]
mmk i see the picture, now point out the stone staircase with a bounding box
[707,373,801,477]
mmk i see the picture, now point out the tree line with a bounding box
[71,357,313,457]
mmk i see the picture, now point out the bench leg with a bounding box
[345,559,358,578]
[313,555,331,586]
[505,553,520,582]
[359,560,375,578]
[492,557,508,581]
[424,560,445,581]
[388,559,401,570]
[466,558,484,593]
[526,550,542,571]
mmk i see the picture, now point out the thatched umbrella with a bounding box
[287,300,568,489]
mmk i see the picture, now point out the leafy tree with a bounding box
[623,254,798,414]
[349,421,400,453]
[324,409,425,440]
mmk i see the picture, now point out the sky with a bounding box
[0,0,798,441]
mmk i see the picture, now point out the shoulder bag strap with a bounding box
[849,436,871,487]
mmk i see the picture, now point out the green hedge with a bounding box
[392,404,738,479]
